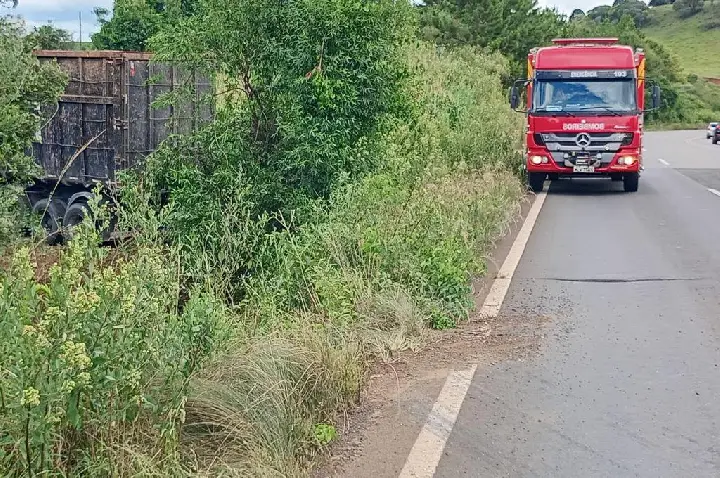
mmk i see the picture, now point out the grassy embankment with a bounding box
[643,3,720,128]
[0,42,525,476]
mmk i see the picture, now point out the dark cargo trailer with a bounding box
[26,50,213,241]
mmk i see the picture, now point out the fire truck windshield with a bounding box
[532,79,637,115]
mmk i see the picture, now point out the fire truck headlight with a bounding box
[619,156,637,166]
[530,155,546,165]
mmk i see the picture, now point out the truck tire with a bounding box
[62,202,89,241]
[528,172,545,192]
[713,136,718,145]
[32,198,62,245]
[623,173,639,192]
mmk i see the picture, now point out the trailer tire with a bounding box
[528,172,545,192]
[623,173,639,192]
[62,202,89,241]
[32,199,62,245]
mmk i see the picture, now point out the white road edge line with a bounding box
[709,188,720,198]
[398,366,477,478]
[477,191,548,320]
[658,158,669,166]
[398,192,548,478]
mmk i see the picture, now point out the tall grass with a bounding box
[176,42,525,475]
[1,42,525,476]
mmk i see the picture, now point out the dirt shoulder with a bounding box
[313,192,544,478]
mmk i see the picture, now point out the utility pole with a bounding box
[79,11,82,46]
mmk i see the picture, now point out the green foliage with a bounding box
[673,0,704,18]
[0,19,66,183]
[0,185,32,246]
[141,0,415,285]
[587,0,650,27]
[4,0,529,475]
[92,0,198,51]
[643,3,720,78]
[241,43,523,333]
[569,9,586,22]
[418,0,563,78]
[26,24,73,50]
[314,423,337,446]
[0,220,229,476]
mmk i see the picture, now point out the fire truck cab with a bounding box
[509,38,661,193]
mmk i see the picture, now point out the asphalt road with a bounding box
[434,130,720,477]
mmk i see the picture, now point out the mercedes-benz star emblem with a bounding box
[575,133,591,148]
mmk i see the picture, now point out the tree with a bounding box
[418,0,564,79]
[92,0,199,51]
[649,0,674,6]
[673,0,704,17]
[587,5,613,22]
[0,18,66,182]
[26,24,73,50]
[569,9,586,22]
[611,0,650,27]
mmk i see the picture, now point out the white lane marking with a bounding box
[478,191,548,319]
[398,366,477,478]
[709,188,720,198]
[658,158,669,166]
[398,192,548,478]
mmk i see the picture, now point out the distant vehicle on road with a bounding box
[708,122,718,139]
[712,125,720,144]
[508,37,661,193]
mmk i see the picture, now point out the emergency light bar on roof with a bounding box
[551,38,619,46]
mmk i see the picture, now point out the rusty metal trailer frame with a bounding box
[26,50,213,242]
[31,49,212,190]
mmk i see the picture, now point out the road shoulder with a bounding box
[313,191,546,478]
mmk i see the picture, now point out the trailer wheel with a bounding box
[528,172,545,192]
[623,173,639,192]
[32,199,62,245]
[62,202,89,241]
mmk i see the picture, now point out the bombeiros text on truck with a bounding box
[508,38,662,193]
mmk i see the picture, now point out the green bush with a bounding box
[0,221,229,476]
[0,18,66,183]
[2,1,527,475]
[239,43,523,330]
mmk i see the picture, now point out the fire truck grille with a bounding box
[536,132,633,166]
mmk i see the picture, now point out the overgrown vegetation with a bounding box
[1,0,524,474]
[7,0,720,475]
[0,18,66,246]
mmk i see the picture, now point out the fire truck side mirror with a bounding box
[651,85,661,110]
[509,86,520,110]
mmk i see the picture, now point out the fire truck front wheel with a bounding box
[528,172,546,192]
[623,172,639,192]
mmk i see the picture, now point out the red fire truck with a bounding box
[509,38,661,193]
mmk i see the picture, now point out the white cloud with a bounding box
[2,0,113,40]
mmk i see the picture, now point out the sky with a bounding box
[4,0,615,43]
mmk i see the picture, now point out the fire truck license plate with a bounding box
[573,165,595,173]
